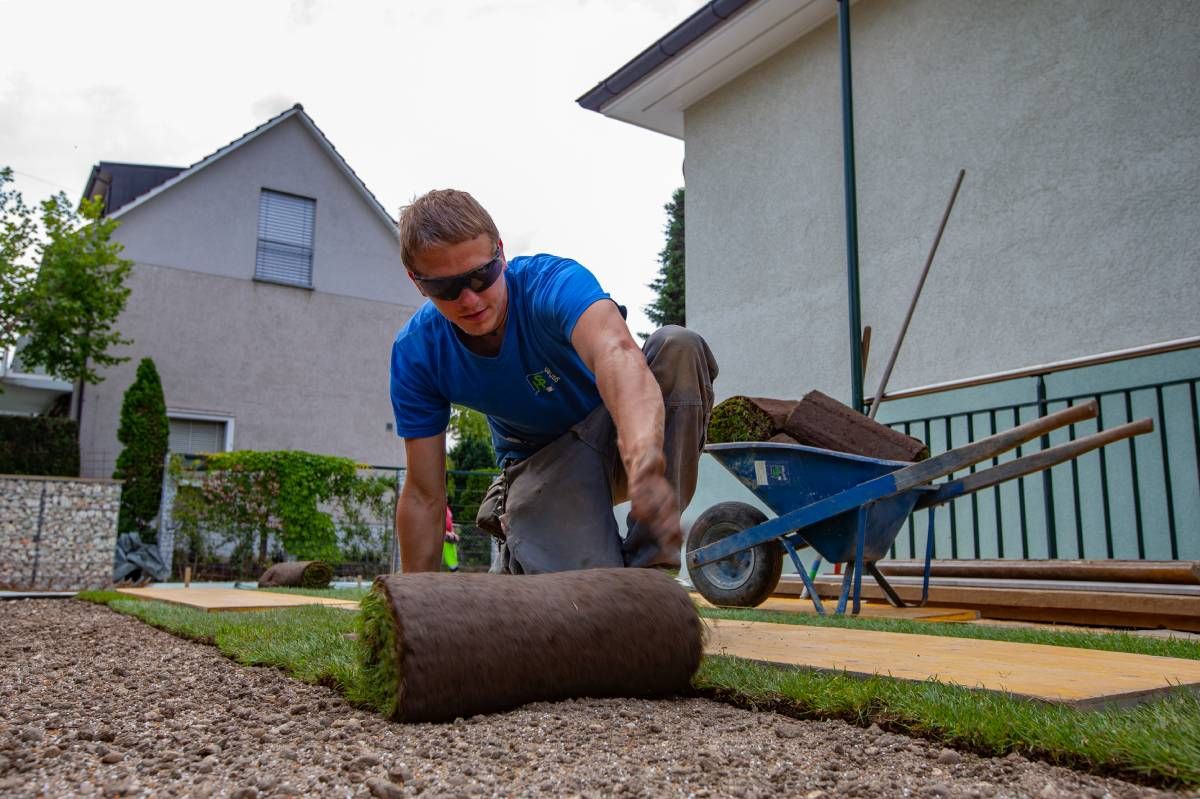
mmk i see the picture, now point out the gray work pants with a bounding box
[476,326,718,573]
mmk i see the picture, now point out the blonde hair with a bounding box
[398,189,499,270]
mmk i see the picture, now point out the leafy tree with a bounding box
[18,193,133,419]
[644,187,685,334]
[445,405,497,532]
[114,357,169,542]
[0,167,36,361]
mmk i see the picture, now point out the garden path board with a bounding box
[115,586,359,613]
[703,618,1200,707]
[691,593,979,622]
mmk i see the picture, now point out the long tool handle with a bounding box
[915,416,1153,509]
[868,169,966,419]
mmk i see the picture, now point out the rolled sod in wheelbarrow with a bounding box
[257,560,333,588]
[358,569,703,723]
[707,396,798,443]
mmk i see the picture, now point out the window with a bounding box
[168,418,228,455]
[255,189,315,287]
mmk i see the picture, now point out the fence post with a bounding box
[157,452,177,572]
[390,468,405,574]
[1036,375,1059,558]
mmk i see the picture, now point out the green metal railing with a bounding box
[884,375,1199,561]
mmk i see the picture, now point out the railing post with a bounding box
[1036,375,1059,558]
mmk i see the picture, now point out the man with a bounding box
[390,189,717,574]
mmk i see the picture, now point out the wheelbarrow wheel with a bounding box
[686,502,782,608]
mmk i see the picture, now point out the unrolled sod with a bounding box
[359,568,704,722]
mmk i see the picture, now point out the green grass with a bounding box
[696,656,1200,787]
[76,593,1200,788]
[699,606,1200,661]
[258,586,372,601]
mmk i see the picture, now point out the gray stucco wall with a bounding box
[79,116,418,476]
[685,0,1200,404]
[112,115,418,307]
[80,265,409,476]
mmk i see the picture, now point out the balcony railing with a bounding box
[883,368,1198,562]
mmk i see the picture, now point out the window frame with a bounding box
[254,188,317,289]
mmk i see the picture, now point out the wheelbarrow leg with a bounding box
[836,565,854,615]
[851,505,867,615]
[781,535,825,616]
[867,506,936,608]
[866,562,907,608]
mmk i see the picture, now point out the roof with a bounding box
[577,0,841,138]
[87,104,397,231]
[83,163,186,216]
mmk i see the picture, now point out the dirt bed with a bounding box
[0,599,1178,798]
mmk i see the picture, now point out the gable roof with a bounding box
[95,104,396,230]
[577,0,840,138]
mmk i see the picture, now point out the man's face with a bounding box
[408,234,508,338]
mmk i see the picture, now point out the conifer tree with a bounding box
[644,187,686,332]
[114,357,169,542]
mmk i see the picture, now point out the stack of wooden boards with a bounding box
[707,390,927,461]
[775,559,1200,631]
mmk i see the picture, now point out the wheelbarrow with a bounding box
[685,400,1153,614]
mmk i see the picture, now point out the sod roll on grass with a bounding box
[258,560,334,589]
[359,568,704,723]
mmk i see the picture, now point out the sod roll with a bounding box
[360,568,703,723]
[257,560,333,589]
[707,396,798,444]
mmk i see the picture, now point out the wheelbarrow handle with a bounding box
[890,399,1098,495]
[914,417,1153,510]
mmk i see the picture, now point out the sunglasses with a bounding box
[410,246,504,301]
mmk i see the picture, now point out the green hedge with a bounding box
[0,416,79,476]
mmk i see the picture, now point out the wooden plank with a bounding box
[703,618,1200,707]
[774,576,1200,631]
[692,593,979,622]
[874,559,1200,584]
[116,586,359,613]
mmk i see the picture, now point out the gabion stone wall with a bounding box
[0,475,122,591]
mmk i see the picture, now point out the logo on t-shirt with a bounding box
[526,366,562,395]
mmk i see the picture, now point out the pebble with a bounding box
[937,748,963,765]
[367,777,405,799]
[19,727,43,743]
[230,788,258,799]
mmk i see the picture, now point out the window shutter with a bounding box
[256,190,315,287]
[169,419,226,454]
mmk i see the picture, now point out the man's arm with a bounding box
[396,432,447,572]
[571,300,681,554]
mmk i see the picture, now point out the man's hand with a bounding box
[625,452,683,565]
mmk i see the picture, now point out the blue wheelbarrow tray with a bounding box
[705,442,924,564]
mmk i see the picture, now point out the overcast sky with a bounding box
[1,0,699,336]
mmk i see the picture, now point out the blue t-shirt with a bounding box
[389,253,611,464]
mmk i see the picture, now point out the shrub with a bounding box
[0,416,79,476]
[113,358,168,542]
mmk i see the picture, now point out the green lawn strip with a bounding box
[698,606,1200,661]
[72,594,1200,788]
[696,655,1200,788]
[76,590,138,605]
[257,586,372,601]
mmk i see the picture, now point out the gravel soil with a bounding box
[0,599,1184,798]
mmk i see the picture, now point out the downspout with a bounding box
[837,0,864,413]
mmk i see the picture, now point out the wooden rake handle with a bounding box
[915,416,1153,509]
[891,400,1099,494]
